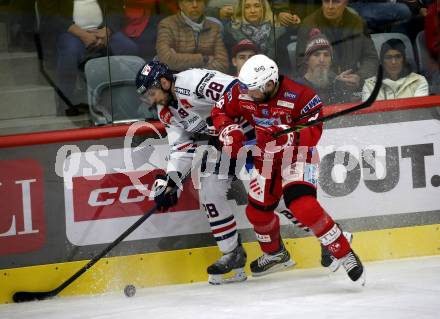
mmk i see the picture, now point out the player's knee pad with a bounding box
[283,183,317,208]
[245,204,279,233]
[289,195,333,236]
[200,175,229,205]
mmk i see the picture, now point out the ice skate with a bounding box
[321,231,353,272]
[341,250,365,286]
[250,243,296,277]
[207,238,247,285]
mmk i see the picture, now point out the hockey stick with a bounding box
[273,64,383,138]
[13,172,192,303]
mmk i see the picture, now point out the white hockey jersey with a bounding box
[157,68,237,175]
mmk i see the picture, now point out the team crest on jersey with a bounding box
[175,87,191,96]
[262,109,270,117]
[272,108,292,123]
[301,95,322,114]
[141,64,152,76]
[284,91,298,101]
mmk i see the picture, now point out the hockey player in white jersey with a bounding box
[136,61,250,284]
[135,61,348,282]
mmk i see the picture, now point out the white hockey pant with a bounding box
[200,174,239,254]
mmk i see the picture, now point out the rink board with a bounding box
[0,97,440,303]
[1,224,439,304]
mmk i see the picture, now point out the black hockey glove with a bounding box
[152,172,181,211]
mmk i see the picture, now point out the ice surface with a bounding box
[1,256,439,319]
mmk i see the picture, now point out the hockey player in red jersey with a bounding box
[211,54,365,283]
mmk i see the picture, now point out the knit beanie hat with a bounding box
[304,28,332,61]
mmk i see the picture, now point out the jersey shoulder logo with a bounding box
[301,95,322,114]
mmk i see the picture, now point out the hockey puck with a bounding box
[124,284,136,297]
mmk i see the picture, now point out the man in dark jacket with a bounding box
[38,0,135,115]
[348,0,411,32]
[296,0,378,91]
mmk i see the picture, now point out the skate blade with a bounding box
[208,268,247,285]
[252,260,296,278]
[356,269,366,287]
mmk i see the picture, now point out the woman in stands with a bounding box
[362,38,429,101]
[223,0,286,60]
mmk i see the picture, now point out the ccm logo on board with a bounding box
[0,159,45,256]
[71,170,200,222]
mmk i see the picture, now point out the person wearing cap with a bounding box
[296,0,378,89]
[362,38,428,101]
[297,29,358,104]
[231,39,259,75]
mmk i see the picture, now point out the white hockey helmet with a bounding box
[238,54,279,92]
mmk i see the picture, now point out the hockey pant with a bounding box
[200,173,239,254]
[246,160,351,258]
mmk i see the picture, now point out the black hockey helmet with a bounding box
[136,61,174,95]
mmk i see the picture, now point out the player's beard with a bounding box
[309,66,330,89]
[161,90,175,107]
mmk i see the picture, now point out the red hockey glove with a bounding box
[219,124,245,158]
[255,125,296,154]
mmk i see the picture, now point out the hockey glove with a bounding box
[219,124,245,158]
[255,124,296,154]
[152,172,181,211]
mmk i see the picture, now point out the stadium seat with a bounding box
[287,40,297,72]
[371,33,417,72]
[415,31,434,76]
[84,56,150,125]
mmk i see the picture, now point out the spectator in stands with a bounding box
[425,0,440,94]
[122,0,160,61]
[38,0,135,116]
[348,0,412,33]
[272,0,324,26]
[362,39,429,100]
[206,0,237,21]
[224,0,286,60]
[393,0,429,42]
[156,0,229,73]
[425,0,440,61]
[296,0,378,89]
[296,29,358,104]
[230,39,258,75]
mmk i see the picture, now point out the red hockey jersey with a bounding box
[211,76,324,159]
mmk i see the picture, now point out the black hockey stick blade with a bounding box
[273,64,383,138]
[12,202,159,303]
[12,164,196,303]
[13,290,59,303]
